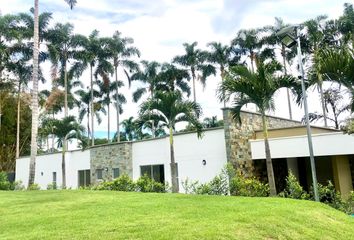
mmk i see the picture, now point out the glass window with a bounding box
[78,170,91,187]
[113,168,120,179]
[52,172,57,184]
[140,165,165,183]
[97,169,103,179]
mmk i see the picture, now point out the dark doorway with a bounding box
[272,158,288,193]
[78,170,91,187]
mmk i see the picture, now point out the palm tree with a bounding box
[139,91,203,192]
[206,42,234,107]
[106,31,140,143]
[73,30,105,146]
[120,117,136,141]
[75,88,106,141]
[173,42,216,102]
[155,63,191,97]
[52,115,84,188]
[132,60,160,102]
[218,59,298,196]
[231,29,261,72]
[29,0,76,187]
[96,75,125,142]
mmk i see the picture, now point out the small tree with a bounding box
[138,91,203,192]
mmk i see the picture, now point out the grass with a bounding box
[0,191,353,240]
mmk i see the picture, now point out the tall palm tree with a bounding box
[139,91,203,192]
[218,59,298,196]
[155,63,191,97]
[73,30,104,146]
[173,42,216,102]
[52,115,84,188]
[231,29,261,73]
[304,15,329,127]
[106,31,140,142]
[132,60,160,103]
[206,42,234,107]
[96,75,125,142]
[28,0,76,187]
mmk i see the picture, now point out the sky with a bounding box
[0,0,351,138]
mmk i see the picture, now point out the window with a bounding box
[113,168,120,179]
[52,172,57,185]
[96,169,103,180]
[140,164,165,183]
[78,170,91,187]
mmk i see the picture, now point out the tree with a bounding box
[218,59,298,196]
[106,31,140,143]
[139,91,203,192]
[28,0,76,187]
[155,63,191,97]
[52,116,84,188]
[306,88,350,129]
[206,42,234,107]
[173,42,216,102]
[96,74,125,142]
[231,29,261,72]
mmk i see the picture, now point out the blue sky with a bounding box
[0,0,350,136]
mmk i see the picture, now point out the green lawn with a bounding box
[0,191,353,240]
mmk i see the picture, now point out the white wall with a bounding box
[251,132,354,159]
[15,150,90,189]
[132,129,227,192]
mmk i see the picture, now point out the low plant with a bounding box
[13,181,25,191]
[136,175,166,193]
[279,172,309,200]
[229,171,269,197]
[28,183,40,191]
[93,174,136,192]
[47,183,57,190]
[0,172,11,190]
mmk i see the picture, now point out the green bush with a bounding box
[47,183,57,190]
[13,181,25,191]
[136,175,166,193]
[28,183,40,191]
[93,174,136,192]
[311,181,349,213]
[279,172,309,200]
[0,172,11,190]
[230,172,269,197]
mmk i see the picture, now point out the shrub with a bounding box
[182,178,200,194]
[13,181,25,191]
[230,172,269,197]
[0,172,11,190]
[136,175,166,193]
[311,181,349,212]
[279,172,309,200]
[93,174,136,191]
[28,183,40,190]
[47,183,57,190]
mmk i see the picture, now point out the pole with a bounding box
[295,27,319,202]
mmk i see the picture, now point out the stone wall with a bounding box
[223,109,300,177]
[90,142,133,184]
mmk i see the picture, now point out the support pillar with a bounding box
[332,155,353,198]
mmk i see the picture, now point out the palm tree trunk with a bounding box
[61,138,66,189]
[250,51,255,73]
[28,0,39,187]
[221,67,226,108]
[282,45,292,120]
[16,82,21,158]
[115,66,120,143]
[262,113,276,196]
[192,75,196,103]
[318,84,328,127]
[90,65,95,146]
[169,126,179,193]
[151,89,155,138]
[107,98,110,142]
[64,60,68,117]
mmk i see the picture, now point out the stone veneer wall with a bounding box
[90,142,133,184]
[223,109,300,177]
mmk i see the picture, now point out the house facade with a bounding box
[15,109,354,196]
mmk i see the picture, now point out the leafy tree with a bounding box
[173,42,216,102]
[52,116,84,188]
[139,91,203,192]
[218,59,298,196]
